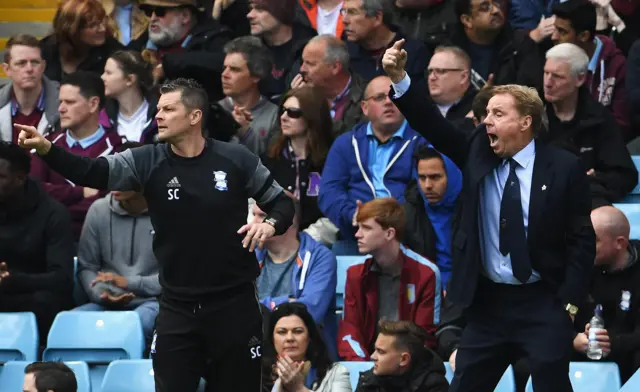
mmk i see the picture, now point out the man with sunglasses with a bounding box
[130,0,232,102]
[16,77,295,392]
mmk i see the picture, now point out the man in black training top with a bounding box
[16,78,295,392]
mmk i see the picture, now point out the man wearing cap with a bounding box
[247,0,316,100]
[131,0,233,101]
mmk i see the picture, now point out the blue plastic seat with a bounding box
[0,361,91,392]
[100,360,155,392]
[339,361,373,390]
[0,312,38,363]
[445,363,516,392]
[524,362,621,392]
[620,156,640,202]
[335,256,368,311]
[613,203,640,239]
[43,311,144,364]
[621,367,640,391]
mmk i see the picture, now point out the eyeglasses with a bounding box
[427,68,464,76]
[140,5,184,18]
[339,7,362,17]
[364,93,390,103]
[280,107,304,119]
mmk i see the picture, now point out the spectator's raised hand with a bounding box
[15,124,51,155]
[382,39,408,83]
[232,105,253,131]
[291,74,307,89]
[276,355,305,391]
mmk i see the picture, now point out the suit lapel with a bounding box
[528,140,554,239]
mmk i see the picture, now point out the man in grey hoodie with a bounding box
[73,143,160,343]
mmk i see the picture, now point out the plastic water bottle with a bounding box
[587,304,604,360]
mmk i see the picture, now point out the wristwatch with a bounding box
[565,303,579,317]
[263,216,277,228]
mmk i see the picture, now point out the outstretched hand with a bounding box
[238,221,276,252]
[382,39,408,83]
[15,124,51,155]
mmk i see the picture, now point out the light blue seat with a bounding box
[613,203,640,239]
[0,360,91,392]
[73,256,89,306]
[621,367,640,391]
[0,312,38,363]
[335,256,368,311]
[101,360,155,392]
[445,363,516,392]
[621,156,640,202]
[43,311,144,363]
[524,362,621,392]
[339,361,373,390]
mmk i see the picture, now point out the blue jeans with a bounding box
[73,300,159,342]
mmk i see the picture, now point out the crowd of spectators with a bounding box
[1,0,640,391]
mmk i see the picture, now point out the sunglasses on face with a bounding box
[141,5,184,17]
[280,107,304,119]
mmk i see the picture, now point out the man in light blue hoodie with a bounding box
[252,199,338,358]
[74,178,160,344]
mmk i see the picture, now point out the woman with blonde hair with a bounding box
[40,0,124,81]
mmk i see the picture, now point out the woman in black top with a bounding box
[263,86,334,242]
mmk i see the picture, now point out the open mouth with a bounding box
[488,133,499,147]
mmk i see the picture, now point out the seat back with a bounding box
[339,361,374,390]
[100,359,155,392]
[445,363,515,392]
[335,256,368,310]
[43,311,144,364]
[621,366,640,391]
[525,362,621,392]
[621,156,640,202]
[613,203,640,239]
[0,313,38,363]
[0,361,91,392]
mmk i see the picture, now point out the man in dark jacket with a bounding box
[627,39,640,147]
[542,43,637,208]
[403,145,462,289]
[342,0,430,83]
[392,0,456,43]
[132,0,233,102]
[355,320,449,392]
[428,0,543,92]
[0,142,74,343]
[573,206,640,382]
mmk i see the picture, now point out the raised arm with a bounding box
[382,40,470,168]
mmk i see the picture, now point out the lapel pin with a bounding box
[541,185,547,191]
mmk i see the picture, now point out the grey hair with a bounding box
[361,0,394,25]
[434,46,471,70]
[160,78,209,120]
[308,34,350,72]
[545,43,589,78]
[224,36,273,80]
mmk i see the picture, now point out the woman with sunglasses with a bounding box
[264,302,352,392]
[263,87,336,245]
[100,50,158,144]
[40,0,124,82]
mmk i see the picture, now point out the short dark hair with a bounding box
[0,141,31,174]
[4,34,41,64]
[378,320,430,362]
[223,36,273,80]
[25,362,77,392]
[61,71,106,108]
[471,86,494,122]
[552,0,596,40]
[413,145,445,168]
[160,78,209,124]
[454,0,473,19]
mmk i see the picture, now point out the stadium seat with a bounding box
[101,360,154,392]
[621,367,640,391]
[444,363,516,392]
[73,256,89,306]
[335,256,368,311]
[524,362,621,392]
[613,203,640,239]
[339,361,373,390]
[621,156,640,202]
[0,312,38,363]
[43,311,144,363]
[0,360,91,392]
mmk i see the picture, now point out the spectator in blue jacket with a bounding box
[319,75,427,240]
[252,197,338,358]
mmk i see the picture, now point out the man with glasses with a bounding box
[319,75,428,242]
[131,0,232,102]
[427,46,476,131]
[341,0,430,83]
[435,0,542,92]
[0,34,60,142]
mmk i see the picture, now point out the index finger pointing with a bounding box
[392,39,405,50]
